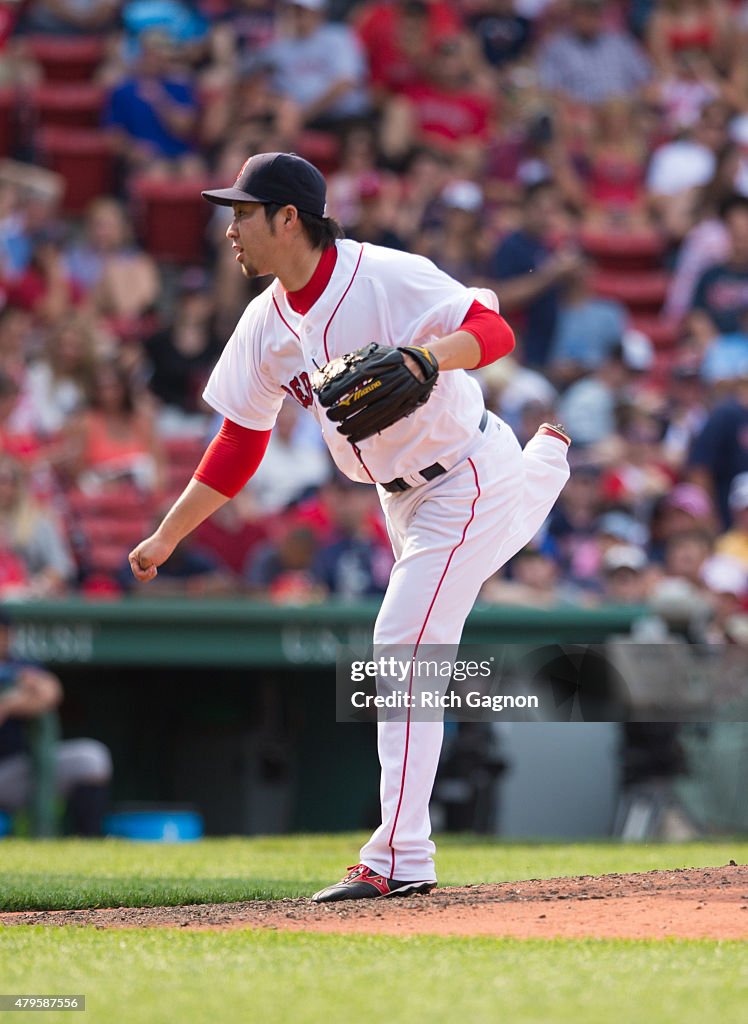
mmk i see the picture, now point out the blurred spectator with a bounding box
[662,526,713,586]
[492,180,584,368]
[687,351,748,525]
[0,372,45,464]
[63,358,165,495]
[311,474,393,597]
[245,524,325,603]
[6,228,82,327]
[579,98,652,229]
[414,179,492,280]
[537,0,651,107]
[326,125,382,226]
[645,48,724,137]
[143,274,223,421]
[600,543,653,604]
[258,0,371,134]
[480,546,576,606]
[687,193,748,343]
[556,334,654,446]
[0,163,65,284]
[24,313,99,437]
[380,31,495,173]
[644,0,730,79]
[0,305,35,383]
[19,0,122,36]
[118,0,212,72]
[65,197,160,338]
[200,58,300,156]
[344,172,407,248]
[208,0,278,76]
[599,406,675,515]
[193,492,268,577]
[0,454,75,597]
[103,29,205,181]
[245,400,331,514]
[716,471,748,564]
[0,611,112,836]
[646,101,730,241]
[466,0,532,70]
[0,3,40,88]
[662,142,738,321]
[353,0,462,101]
[699,552,747,641]
[477,355,558,433]
[660,353,709,468]
[548,256,628,384]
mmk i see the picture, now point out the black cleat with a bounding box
[311,864,437,904]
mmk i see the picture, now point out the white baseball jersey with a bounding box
[203,239,499,484]
[203,235,572,886]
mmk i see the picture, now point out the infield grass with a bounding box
[0,928,745,1024]
[0,835,746,910]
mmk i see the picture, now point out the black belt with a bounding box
[381,409,489,493]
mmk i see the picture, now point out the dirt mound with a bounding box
[2,864,747,939]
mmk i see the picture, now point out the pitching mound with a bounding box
[2,864,747,939]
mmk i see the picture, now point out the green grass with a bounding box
[0,929,745,1024]
[0,835,746,911]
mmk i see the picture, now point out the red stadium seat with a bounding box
[294,130,342,176]
[131,177,213,264]
[630,315,681,350]
[581,230,666,272]
[0,87,17,157]
[36,127,116,213]
[592,270,670,316]
[30,83,106,130]
[26,35,107,83]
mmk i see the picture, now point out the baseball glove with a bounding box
[311,343,439,445]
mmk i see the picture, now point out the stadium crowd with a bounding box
[1,0,748,635]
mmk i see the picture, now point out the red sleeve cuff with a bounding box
[194,419,271,498]
[460,299,515,368]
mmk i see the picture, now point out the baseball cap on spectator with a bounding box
[728,472,748,511]
[729,113,748,146]
[359,172,383,201]
[621,329,654,372]
[441,181,484,213]
[700,554,748,597]
[597,511,649,546]
[664,483,715,521]
[700,336,748,383]
[202,152,327,217]
[602,544,648,573]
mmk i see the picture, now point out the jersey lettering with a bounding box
[282,371,314,408]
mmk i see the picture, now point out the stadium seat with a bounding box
[131,178,213,264]
[26,35,107,83]
[294,130,342,176]
[630,315,681,350]
[592,270,670,316]
[0,87,17,158]
[35,127,116,213]
[30,83,106,130]
[581,230,666,272]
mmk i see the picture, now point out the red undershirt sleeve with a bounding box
[459,299,515,368]
[194,418,271,499]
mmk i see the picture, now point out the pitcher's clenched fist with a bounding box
[128,534,176,582]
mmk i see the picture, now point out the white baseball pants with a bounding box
[359,416,570,881]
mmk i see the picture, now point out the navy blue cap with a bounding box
[202,152,327,217]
